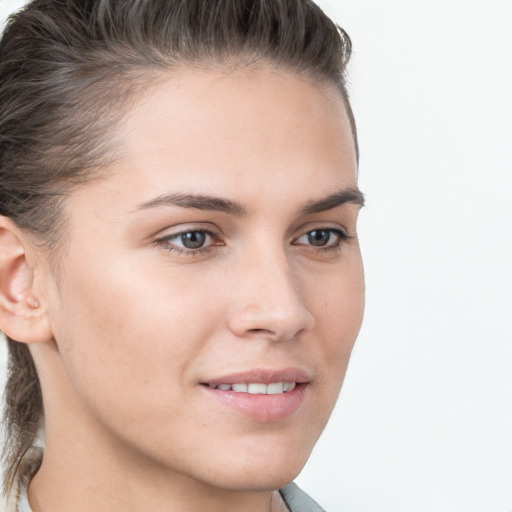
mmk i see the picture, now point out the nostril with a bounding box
[228,299,314,341]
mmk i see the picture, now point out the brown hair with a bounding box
[0,0,357,495]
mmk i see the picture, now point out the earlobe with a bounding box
[0,217,53,344]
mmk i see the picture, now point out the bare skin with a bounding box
[0,66,364,511]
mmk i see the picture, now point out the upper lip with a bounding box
[202,367,311,386]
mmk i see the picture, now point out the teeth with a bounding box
[283,382,296,392]
[267,382,284,394]
[209,382,296,394]
[248,383,267,394]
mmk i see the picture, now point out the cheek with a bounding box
[52,246,234,392]
[310,259,365,385]
[48,255,210,419]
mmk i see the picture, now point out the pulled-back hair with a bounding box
[0,0,356,495]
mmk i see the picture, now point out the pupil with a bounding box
[181,231,206,249]
[308,230,330,246]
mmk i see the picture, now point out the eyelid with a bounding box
[153,224,224,255]
[152,221,221,239]
[162,229,215,247]
[290,225,354,259]
[293,227,349,244]
[292,221,353,241]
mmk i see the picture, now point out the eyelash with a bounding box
[292,228,351,255]
[155,227,351,257]
[155,229,221,257]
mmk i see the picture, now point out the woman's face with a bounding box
[40,66,364,491]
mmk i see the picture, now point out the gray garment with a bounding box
[13,482,325,512]
[280,483,326,512]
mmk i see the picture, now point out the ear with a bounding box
[0,216,53,344]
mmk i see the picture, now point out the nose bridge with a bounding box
[227,243,314,341]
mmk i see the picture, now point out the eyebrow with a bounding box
[136,193,248,216]
[299,188,365,215]
[135,187,364,216]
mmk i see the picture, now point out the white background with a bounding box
[1,1,511,511]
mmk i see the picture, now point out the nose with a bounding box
[227,250,315,342]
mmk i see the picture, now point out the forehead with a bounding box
[113,66,355,180]
[60,66,357,229]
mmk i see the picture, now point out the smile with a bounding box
[207,382,297,394]
[201,369,310,422]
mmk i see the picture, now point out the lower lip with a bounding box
[201,383,308,422]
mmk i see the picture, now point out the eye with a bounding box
[175,230,208,249]
[294,228,347,248]
[155,229,220,254]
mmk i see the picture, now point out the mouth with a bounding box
[200,368,310,422]
[204,382,297,394]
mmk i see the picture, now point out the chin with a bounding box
[197,438,313,492]
[208,464,304,493]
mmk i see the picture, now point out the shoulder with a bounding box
[1,481,20,512]
[279,482,327,512]
[1,485,31,512]
[1,445,42,512]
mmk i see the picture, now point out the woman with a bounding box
[0,0,364,510]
